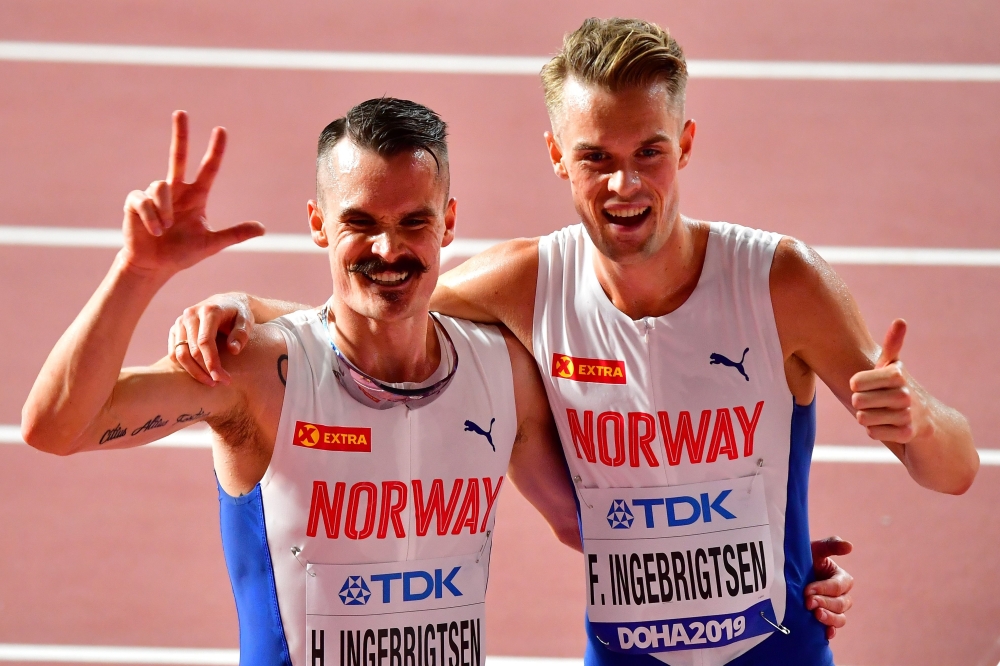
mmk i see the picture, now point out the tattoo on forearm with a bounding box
[177,408,210,423]
[131,415,169,436]
[278,354,288,386]
[99,423,128,445]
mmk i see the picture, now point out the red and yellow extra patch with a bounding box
[551,353,627,385]
[293,421,372,452]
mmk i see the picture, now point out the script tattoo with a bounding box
[278,354,288,386]
[99,423,128,445]
[177,408,210,423]
[131,415,169,436]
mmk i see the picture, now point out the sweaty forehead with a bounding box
[322,140,445,213]
[558,77,682,141]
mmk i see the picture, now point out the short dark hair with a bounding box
[317,97,449,177]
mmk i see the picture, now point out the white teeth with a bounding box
[605,207,650,218]
[367,271,409,285]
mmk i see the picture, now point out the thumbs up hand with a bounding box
[849,319,926,444]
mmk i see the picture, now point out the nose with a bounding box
[607,167,641,197]
[370,230,405,260]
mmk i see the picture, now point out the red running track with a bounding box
[2,2,1000,665]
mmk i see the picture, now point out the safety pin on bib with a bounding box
[749,458,763,494]
[291,546,316,577]
[573,476,594,509]
[759,612,791,635]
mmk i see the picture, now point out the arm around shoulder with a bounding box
[500,327,581,551]
[433,238,540,350]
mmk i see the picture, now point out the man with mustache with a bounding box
[22,99,580,665]
[170,17,979,665]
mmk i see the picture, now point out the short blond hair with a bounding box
[540,17,687,121]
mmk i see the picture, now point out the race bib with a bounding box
[579,475,779,654]
[306,553,486,666]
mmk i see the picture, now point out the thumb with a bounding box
[227,312,250,354]
[812,536,854,561]
[207,220,266,254]
[876,318,907,368]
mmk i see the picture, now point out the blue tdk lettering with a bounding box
[402,571,434,601]
[701,490,736,521]
[630,491,737,528]
[369,567,462,602]
[435,566,462,598]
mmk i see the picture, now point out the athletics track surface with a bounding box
[1,1,1000,665]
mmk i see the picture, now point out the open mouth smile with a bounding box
[360,270,413,287]
[602,206,652,226]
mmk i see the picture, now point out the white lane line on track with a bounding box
[0,226,499,264]
[1,41,999,82]
[0,645,581,665]
[3,425,999,465]
[3,226,1000,267]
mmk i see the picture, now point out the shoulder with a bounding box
[769,236,839,304]
[223,323,289,394]
[449,237,539,281]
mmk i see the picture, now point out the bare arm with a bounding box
[433,238,539,351]
[501,327,581,551]
[169,292,308,385]
[172,236,542,384]
[21,111,264,456]
[772,237,978,494]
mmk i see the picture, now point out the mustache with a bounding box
[348,256,429,278]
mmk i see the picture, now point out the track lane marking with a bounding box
[3,226,1000,266]
[0,645,580,665]
[3,424,997,464]
[1,41,999,81]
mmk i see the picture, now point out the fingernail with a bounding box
[210,371,221,382]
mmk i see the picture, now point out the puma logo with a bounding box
[464,418,495,451]
[710,347,750,382]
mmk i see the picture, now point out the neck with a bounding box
[327,300,440,384]
[592,215,709,320]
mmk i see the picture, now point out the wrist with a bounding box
[113,251,175,290]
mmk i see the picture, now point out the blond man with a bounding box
[166,18,975,665]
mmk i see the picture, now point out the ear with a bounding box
[441,197,457,248]
[544,131,569,180]
[307,200,328,248]
[678,119,696,170]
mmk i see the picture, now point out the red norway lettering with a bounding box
[412,478,464,536]
[567,409,597,462]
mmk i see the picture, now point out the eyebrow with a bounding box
[572,133,672,152]
[338,206,440,222]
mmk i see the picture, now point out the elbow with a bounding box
[553,523,583,553]
[945,454,979,496]
[927,450,979,496]
[20,406,78,456]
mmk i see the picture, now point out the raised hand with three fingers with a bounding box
[121,110,264,276]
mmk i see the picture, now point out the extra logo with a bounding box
[709,347,750,382]
[551,354,626,385]
[608,491,736,529]
[293,421,372,453]
[338,568,463,605]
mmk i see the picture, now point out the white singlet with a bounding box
[218,309,517,666]
[532,223,831,666]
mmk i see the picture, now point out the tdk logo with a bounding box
[607,500,634,529]
[339,576,371,605]
[339,567,463,606]
[613,490,737,529]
